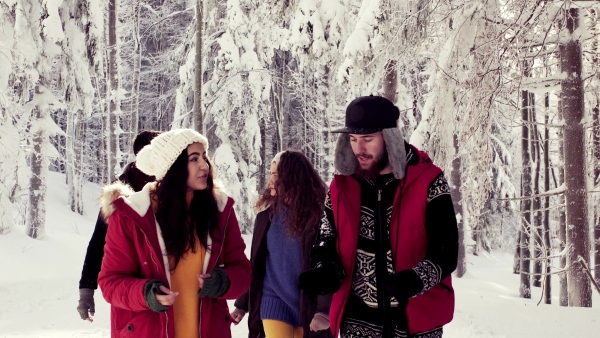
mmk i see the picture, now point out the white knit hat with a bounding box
[272,151,285,164]
[136,129,209,180]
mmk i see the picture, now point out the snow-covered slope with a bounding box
[0,171,598,337]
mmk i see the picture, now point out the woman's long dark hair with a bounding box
[155,147,220,270]
[258,150,326,238]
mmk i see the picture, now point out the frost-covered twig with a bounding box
[496,184,566,201]
[515,267,569,276]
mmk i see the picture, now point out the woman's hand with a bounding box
[309,312,330,332]
[197,273,211,289]
[230,308,246,324]
[155,285,179,306]
[197,269,230,298]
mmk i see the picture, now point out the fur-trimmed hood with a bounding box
[100,181,230,221]
[334,127,408,180]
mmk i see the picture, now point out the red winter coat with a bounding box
[328,148,454,336]
[98,182,251,338]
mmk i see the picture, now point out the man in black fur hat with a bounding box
[300,95,458,338]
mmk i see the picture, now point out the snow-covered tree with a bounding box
[106,0,122,182]
[58,0,103,214]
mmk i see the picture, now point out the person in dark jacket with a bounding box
[77,130,161,322]
[231,150,332,338]
[299,96,459,338]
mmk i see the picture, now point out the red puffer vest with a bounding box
[328,148,454,336]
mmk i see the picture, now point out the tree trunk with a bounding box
[271,49,288,152]
[383,60,397,103]
[66,106,76,212]
[519,60,532,299]
[107,0,120,182]
[0,113,19,235]
[543,93,551,304]
[67,109,85,215]
[450,133,466,277]
[202,0,226,148]
[560,8,591,307]
[591,8,600,286]
[531,97,543,288]
[514,229,521,274]
[193,0,203,133]
[514,180,522,274]
[259,115,267,191]
[557,90,568,307]
[131,0,141,156]
[27,88,49,239]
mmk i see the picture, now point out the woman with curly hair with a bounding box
[231,150,332,338]
[98,129,250,338]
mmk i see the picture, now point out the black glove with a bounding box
[77,288,95,320]
[299,265,344,295]
[385,269,424,307]
[199,268,230,298]
[300,242,346,295]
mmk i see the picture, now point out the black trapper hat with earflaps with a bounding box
[332,95,407,180]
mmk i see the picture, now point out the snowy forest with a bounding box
[1,0,599,311]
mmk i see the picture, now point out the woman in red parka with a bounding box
[98,129,251,338]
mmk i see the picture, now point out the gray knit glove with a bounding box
[144,280,170,313]
[198,268,229,298]
[77,288,95,320]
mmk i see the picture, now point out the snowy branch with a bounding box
[496,184,566,201]
[140,6,194,38]
[577,256,600,295]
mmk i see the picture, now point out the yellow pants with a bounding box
[262,319,304,338]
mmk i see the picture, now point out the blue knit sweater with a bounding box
[260,207,302,326]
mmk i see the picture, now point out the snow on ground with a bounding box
[0,171,599,337]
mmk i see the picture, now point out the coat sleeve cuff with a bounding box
[234,290,250,312]
[412,260,443,294]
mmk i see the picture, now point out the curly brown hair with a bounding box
[257,150,326,237]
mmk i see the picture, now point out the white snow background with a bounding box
[0,171,598,338]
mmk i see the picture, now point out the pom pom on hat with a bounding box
[136,129,209,180]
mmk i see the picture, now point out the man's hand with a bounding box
[385,269,423,309]
[77,288,95,322]
[230,307,246,324]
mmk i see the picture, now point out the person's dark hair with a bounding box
[155,147,219,270]
[133,130,162,155]
[260,150,326,237]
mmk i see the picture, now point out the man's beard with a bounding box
[355,149,389,180]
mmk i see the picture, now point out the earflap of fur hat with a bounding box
[334,133,358,175]
[135,144,156,177]
[382,128,407,180]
